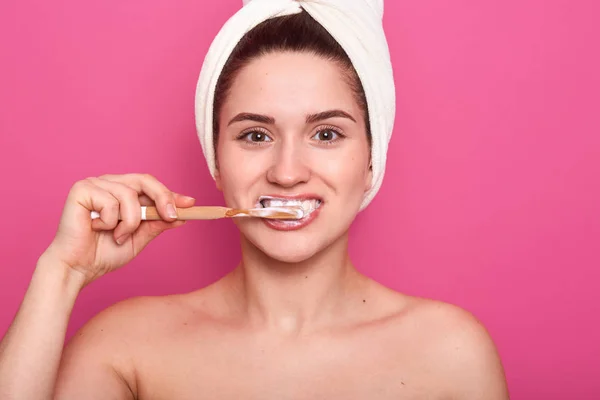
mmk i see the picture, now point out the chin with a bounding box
[260,244,320,264]
[238,222,336,265]
[254,234,325,264]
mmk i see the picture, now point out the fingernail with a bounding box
[166,203,178,219]
[116,234,130,245]
[183,196,195,202]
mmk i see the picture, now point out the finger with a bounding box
[138,194,154,206]
[99,174,180,222]
[139,220,187,239]
[100,173,181,213]
[88,178,142,244]
[129,220,187,255]
[174,193,196,208]
[69,180,120,231]
[138,193,195,208]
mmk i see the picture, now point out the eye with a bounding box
[312,127,343,143]
[238,129,272,143]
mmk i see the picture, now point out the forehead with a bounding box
[223,52,360,116]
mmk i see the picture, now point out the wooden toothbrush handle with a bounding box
[143,206,232,220]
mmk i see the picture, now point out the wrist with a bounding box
[35,251,87,300]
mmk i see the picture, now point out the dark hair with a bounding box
[212,10,370,151]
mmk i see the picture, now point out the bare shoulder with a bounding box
[64,277,233,356]
[70,294,181,337]
[388,294,510,399]
[56,292,204,397]
[66,291,206,350]
[401,296,495,342]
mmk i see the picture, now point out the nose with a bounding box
[266,139,310,188]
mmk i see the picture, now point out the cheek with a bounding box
[311,147,370,190]
[217,144,268,199]
[309,152,367,233]
[221,150,266,179]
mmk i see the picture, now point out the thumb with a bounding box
[128,194,194,252]
[129,220,186,254]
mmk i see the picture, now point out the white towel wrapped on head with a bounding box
[195,0,395,210]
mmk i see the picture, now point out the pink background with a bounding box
[1,0,599,398]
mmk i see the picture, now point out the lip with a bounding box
[255,193,324,231]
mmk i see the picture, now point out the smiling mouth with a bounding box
[258,196,323,219]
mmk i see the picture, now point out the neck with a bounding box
[225,232,367,334]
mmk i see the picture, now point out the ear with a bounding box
[214,166,223,192]
[364,162,373,193]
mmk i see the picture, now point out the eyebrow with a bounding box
[227,109,357,127]
[227,112,275,126]
[306,110,357,124]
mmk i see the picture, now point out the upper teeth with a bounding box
[260,198,322,213]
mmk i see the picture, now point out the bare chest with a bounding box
[134,328,447,400]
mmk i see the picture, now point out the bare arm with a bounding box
[438,305,510,400]
[0,174,194,399]
[53,301,140,399]
[452,326,510,399]
[0,257,136,400]
[0,257,84,399]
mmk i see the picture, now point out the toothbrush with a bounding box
[89,206,304,221]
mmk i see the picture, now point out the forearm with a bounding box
[0,255,84,400]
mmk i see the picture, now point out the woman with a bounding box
[0,2,509,399]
